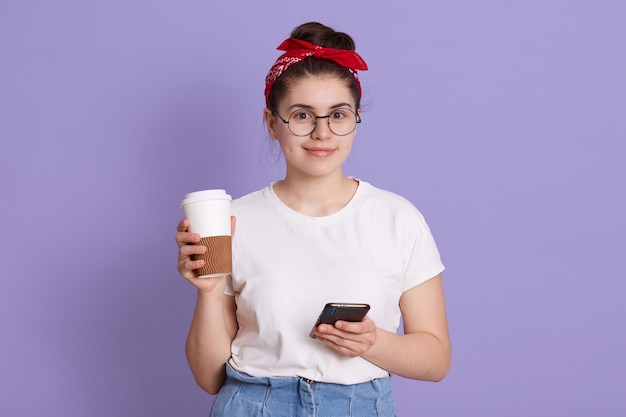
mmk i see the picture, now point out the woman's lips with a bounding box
[305,147,335,157]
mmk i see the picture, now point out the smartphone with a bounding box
[309,302,371,339]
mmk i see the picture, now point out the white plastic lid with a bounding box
[180,189,232,207]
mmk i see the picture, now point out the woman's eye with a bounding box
[332,111,346,120]
[293,111,312,120]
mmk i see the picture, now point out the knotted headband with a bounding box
[264,38,369,106]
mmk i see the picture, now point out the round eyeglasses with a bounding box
[274,108,361,137]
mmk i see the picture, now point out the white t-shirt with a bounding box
[226,180,444,384]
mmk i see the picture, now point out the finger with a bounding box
[314,326,353,344]
[179,242,206,258]
[316,323,374,348]
[177,219,190,232]
[230,215,236,236]
[334,320,367,335]
[314,333,363,357]
[178,258,205,276]
[318,322,362,339]
[176,231,202,247]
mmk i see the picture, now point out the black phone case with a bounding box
[309,303,370,338]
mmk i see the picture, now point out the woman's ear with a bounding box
[264,108,279,140]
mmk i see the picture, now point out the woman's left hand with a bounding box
[312,317,377,357]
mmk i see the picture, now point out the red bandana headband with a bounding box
[264,38,368,106]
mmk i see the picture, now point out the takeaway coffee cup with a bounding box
[180,189,232,278]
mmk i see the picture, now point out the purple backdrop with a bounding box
[1,1,625,416]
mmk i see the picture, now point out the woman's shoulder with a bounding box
[357,181,434,239]
[359,180,421,213]
[231,184,274,213]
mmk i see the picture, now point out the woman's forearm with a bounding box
[362,328,451,382]
[185,286,237,394]
[362,274,451,382]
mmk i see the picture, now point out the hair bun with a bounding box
[290,22,356,51]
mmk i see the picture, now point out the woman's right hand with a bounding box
[176,218,233,292]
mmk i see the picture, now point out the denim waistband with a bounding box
[225,361,392,390]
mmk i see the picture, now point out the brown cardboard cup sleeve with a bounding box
[191,235,232,277]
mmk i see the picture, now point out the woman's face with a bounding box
[265,75,359,181]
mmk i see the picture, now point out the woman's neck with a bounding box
[273,174,359,217]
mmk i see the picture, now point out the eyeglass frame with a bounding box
[272,107,361,137]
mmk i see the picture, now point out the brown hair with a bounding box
[267,22,361,111]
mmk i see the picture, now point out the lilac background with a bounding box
[1,1,625,416]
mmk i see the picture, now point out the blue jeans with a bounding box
[210,363,396,417]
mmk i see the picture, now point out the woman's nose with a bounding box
[311,117,332,139]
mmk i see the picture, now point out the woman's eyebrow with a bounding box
[286,102,354,112]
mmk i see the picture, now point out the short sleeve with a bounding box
[401,209,445,292]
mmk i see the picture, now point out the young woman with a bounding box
[176,21,450,417]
